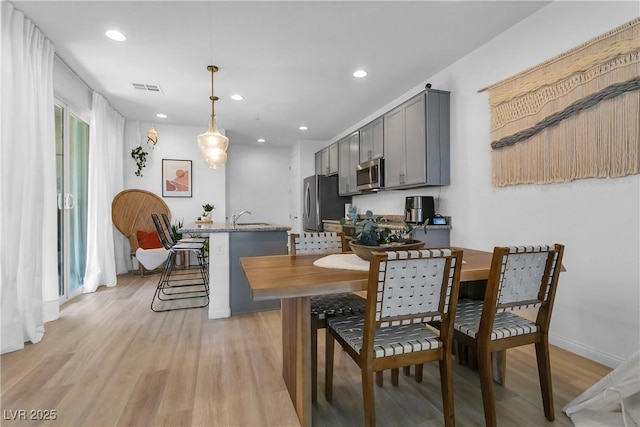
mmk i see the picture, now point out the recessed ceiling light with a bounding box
[298,126,308,131]
[353,69,367,78]
[257,138,266,143]
[231,94,244,101]
[105,30,126,42]
[156,113,167,119]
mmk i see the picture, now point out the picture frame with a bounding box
[162,159,192,198]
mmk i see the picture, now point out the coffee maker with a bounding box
[405,196,434,224]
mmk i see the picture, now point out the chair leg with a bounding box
[439,356,455,427]
[478,343,497,427]
[324,329,335,401]
[454,339,466,365]
[311,320,318,402]
[391,368,399,386]
[415,364,424,383]
[362,368,376,427]
[403,366,411,376]
[492,350,507,385]
[535,338,555,421]
[376,371,383,387]
[468,345,478,370]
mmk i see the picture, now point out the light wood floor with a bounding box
[1,273,610,426]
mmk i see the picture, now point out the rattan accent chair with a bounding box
[325,249,463,427]
[111,189,171,275]
[289,232,367,402]
[453,244,565,427]
[150,213,209,312]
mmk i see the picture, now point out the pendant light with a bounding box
[197,65,229,169]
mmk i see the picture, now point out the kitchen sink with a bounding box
[235,222,270,226]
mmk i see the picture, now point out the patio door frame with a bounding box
[55,98,90,303]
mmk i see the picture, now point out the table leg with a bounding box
[281,297,311,427]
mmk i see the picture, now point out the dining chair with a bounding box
[453,244,565,427]
[325,249,463,427]
[150,213,209,312]
[289,232,367,402]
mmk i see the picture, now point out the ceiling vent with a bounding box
[132,83,163,94]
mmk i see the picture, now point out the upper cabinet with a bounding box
[315,142,339,176]
[359,117,383,163]
[383,89,450,189]
[338,132,360,195]
[328,142,338,175]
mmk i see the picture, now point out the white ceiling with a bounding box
[13,1,549,147]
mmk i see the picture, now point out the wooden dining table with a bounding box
[240,247,494,427]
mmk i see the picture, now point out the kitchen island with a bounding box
[180,222,291,318]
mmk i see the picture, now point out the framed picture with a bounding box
[162,159,192,198]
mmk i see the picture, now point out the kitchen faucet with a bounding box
[232,209,251,227]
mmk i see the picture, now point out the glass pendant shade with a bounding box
[198,65,228,169]
[198,115,229,168]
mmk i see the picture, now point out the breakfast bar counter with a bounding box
[180,222,291,318]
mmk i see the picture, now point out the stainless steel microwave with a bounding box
[356,158,384,191]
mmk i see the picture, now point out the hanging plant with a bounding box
[131,146,148,177]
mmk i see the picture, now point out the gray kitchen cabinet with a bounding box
[383,89,450,189]
[315,142,339,176]
[229,231,288,314]
[338,131,360,195]
[315,151,323,175]
[413,228,450,248]
[328,142,339,175]
[359,117,383,163]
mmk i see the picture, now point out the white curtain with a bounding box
[1,2,58,354]
[83,92,124,293]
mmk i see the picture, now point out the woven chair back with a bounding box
[290,232,345,255]
[493,244,564,313]
[369,249,462,328]
[112,189,170,254]
[151,213,173,250]
[161,213,177,245]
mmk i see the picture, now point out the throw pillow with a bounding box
[137,230,164,249]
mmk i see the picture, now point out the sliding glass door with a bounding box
[55,102,89,301]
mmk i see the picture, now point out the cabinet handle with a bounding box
[368,150,372,160]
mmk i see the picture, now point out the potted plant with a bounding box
[131,146,148,177]
[341,210,428,260]
[171,218,184,242]
[201,203,215,220]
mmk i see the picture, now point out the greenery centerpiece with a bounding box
[341,209,427,260]
[202,203,215,219]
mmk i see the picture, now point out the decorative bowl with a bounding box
[348,239,426,261]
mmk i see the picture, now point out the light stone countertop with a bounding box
[180,222,291,234]
[323,215,452,231]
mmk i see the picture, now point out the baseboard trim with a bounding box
[550,332,624,368]
[208,308,231,319]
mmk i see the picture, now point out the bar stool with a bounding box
[150,213,209,312]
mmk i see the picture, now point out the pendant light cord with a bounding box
[210,68,215,118]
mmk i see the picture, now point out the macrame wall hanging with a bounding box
[479,18,640,187]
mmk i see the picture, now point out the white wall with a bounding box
[336,2,640,367]
[123,121,226,224]
[122,123,293,226]
[225,143,290,224]
[53,56,91,120]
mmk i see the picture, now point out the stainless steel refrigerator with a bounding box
[302,175,351,232]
